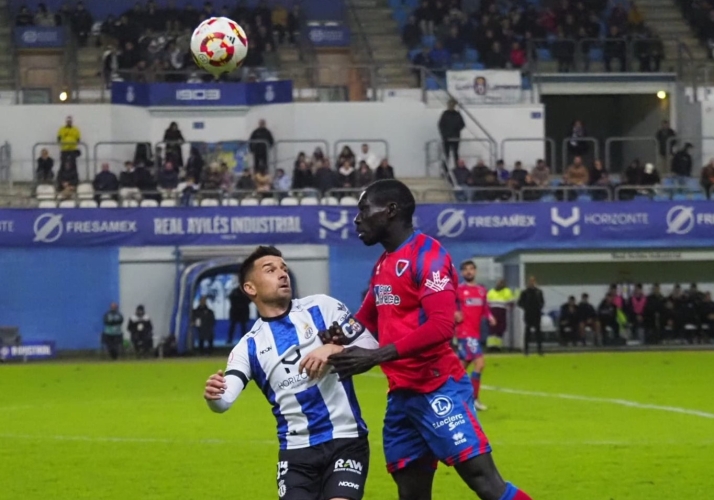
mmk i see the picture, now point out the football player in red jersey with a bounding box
[456,261,496,411]
[329,180,532,500]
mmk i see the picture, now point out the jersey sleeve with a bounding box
[414,239,457,300]
[315,294,378,349]
[207,340,252,414]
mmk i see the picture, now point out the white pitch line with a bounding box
[0,433,274,446]
[482,385,714,420]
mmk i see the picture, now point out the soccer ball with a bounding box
[190,17,248,77]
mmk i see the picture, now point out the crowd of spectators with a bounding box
[400,0,662,73]
[556,283,714,346]
[679,0,714,57]
[15,1,302,85]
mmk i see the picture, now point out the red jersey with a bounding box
[455,283,492,340]
[355,232,466,393]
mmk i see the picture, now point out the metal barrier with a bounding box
[614,184,707,201]
[500,137,557,172]
[93,141,153,176]
[426,138,497,177]
[561,136,600,173]
[0,141,11,187]
[32,141,90,182]
[334,139,389,166]
[520,185,612,201]
[325,188,363,198]
[604,136,659,174]
[422,187,518,203]
[274,139,330,172]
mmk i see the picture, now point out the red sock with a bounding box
[470,372,481,399]
[500,483,533,500]
[512,490,533,500]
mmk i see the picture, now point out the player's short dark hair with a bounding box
[582,293,589,299]
[460,260,476,270]
[365,179,416,225]
[238,245,283,293]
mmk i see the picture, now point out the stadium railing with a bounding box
[520,185,613,202]
[32,141,91,181]
[604,136,659,174]
[425,138,498,178]
[665,135,714,172]
[333,139,389,165]
[273,139,331,172]
[561,136,601,173]
[422,186,519,203]
[93,141,153,177]
[501,137,557,174]
[613,184,708,201]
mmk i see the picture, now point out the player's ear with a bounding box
[242,281,257,299]
[385,201,398,219]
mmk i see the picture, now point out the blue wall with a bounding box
[0,248,119,349]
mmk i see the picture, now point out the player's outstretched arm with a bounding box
[204,343,252,413]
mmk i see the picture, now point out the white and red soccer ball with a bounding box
[190,17,249,77]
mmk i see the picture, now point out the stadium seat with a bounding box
[536,48,553,61]
[424,76,442,90]
[421,35,436,48]
[76,183,94,200]
[35,184,56,200]
[122,199,139,208]
[100,200,118,208]
[79,200,98,208]
[408,48,421,61]
[540,194,556,202]
[119,187,140,199]
[392,9,408,28]
[662,177,676,187]
[37,200,56,209]
[691,192,707,201]
[300,197,319,206]
[321,196,339,206]
[467,62,485,70]
[199,198,220,207]
[160,199,177,207]
[588,48,604,62]
[223,198,239,206]
[521,75,532,90]
[261,197,278,206]
[451,61,466,70]
[339,196,358,206]
[653,193,670,202]
[58,200,76,208]
[241,198,259,206]
[140,199,159,208]
[578,194,593,202]
[280,197,299,206]
[464,48,479,62]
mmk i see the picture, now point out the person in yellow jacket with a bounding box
[57,115,81,165]
[486,279,515,350]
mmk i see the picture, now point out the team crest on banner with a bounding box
[396,259,410,277]
[474,76,487,95]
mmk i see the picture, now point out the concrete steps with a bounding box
[400,176,455,202]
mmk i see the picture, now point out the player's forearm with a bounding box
[393,292,456,357]
[206,398,232,413]
[349,331,379,350]
[206,374,245,413]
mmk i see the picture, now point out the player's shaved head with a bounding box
[239,245,283,295]
[363,179,416,225]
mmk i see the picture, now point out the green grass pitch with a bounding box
[1,351,713,499]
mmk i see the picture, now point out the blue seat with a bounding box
[451,61,466,69]
[468,62,485,70]
[588,48,604,62]
[404,0,420,8]
[692,192,707,201]
[388,0,402,9]
[408,48,421,61]
[673,193,689,201]
[422,34,436,48]
[536,48,552,61]
[685,177,700,190]
[662,177,676,187]
[392,9,409,27]
[464,48,479,62]
[425,76,442,90]
[653,194,670,201]
[578,194,593,202]
[540,194,556,202]
[633,194,651,202]
[521,75,532,89]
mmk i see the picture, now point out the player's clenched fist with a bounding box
[318,321,349,345]
[204,369,227,400]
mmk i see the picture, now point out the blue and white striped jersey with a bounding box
[210,294,378,450]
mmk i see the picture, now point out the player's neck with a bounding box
[256,299,292,321]
[382,226,415,253]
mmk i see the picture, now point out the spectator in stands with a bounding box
[158,161,179,193]
[403,15,422,49]
[444,26,465,58]
[56,161,79,199]
[254,168,272,195]
[35,3,56,26]
[355,161,374,188]
[561,156,589,200]
[119,160,138,193]
[314,159,337,195]
[136,162,157,195]
[415,0,436,35]
[201,162,223,194]
[338,161,357,189]
[71,1,93,47]
[375,158,396,180]
[271,2,288,44]
[292,161,314,190]
[509,161,528,190]
[589,159,611,200]
[272,168,291,193]
[559,296,581,346]
[338,146,356,167]
[453,159,472,188]
[624,158,643,186]
[178,176,199,206]
[186,147,204,183]
[249,119,274,171]
[163,122,185,167]
[656,120,676,166]
[438,99,465,169]
[193,297,216,355]
[36,148,54,183]
[227,284,251,344]
[700,159,714,198]
[312,147,326,165]
[494,159,509,183]
[15,6,33,26]
[509,41,527,69]
[470,159,492,185]
[640,162,661,187]
[531,159,550,187]
[284,4,301,44]
[93,163,119,201]
[55,3,73,27]
[604,26,627,72]
[236,168,256,191]
[483,41,507,69]
[578,293,598,346]
[430,41,451,75]
[636,28,664,72]
[566,119,589,159]
[102,303,124,361]
[671,142,693,184]
[128,305,153,358]
[118,41,141,73]
[57,115,81,166]
[356,144,379,170]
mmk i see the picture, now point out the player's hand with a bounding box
[454,311,464,324]
[299,344,344,379]
[328,345,398,381]
[318,321,349,345]
[488,316,497,327]
[203,369,227,401]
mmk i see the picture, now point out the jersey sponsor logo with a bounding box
[395,259,410,277]
[432,413,466,431]
[374,285,401,306]
[338,481,360,490]
[334,458,363,475]
[452,431,467,445]
[430,395,453,417]
[424,271,450,292]
[278,371,309,389]
[260,346,273,355]
[465,298,484,306]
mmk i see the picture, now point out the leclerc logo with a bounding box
[666,205,695,235]
[550,207,580,236]
[437,208,466,238]
[430,396,453,417]
[33,213,64,243]
[176,89,221,101]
